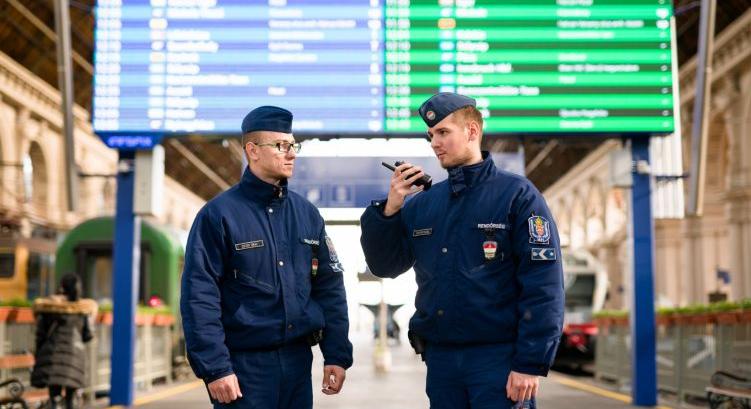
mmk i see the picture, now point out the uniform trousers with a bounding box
[214,340,313,409]
[424,342,537,409]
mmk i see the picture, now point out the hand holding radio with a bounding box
[380,161,432,217]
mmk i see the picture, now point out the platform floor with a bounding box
[100,332,672,409]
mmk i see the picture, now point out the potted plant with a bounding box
[135,305,155,326]
[7,298,34,323]
[152,306,175,326]
[611,310,629,326]
[711,301,741,325]
[593,311,613,327]
[656,307,675,326]
[740,298,751,323]
[98,303,113,325]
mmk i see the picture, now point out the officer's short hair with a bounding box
[452,106,484,135]
[242,132,258,147]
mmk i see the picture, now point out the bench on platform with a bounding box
[0,354,48,409]
[707,386,751,409]
[707,371,751,409]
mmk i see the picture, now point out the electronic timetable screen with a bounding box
[93,0,676,135]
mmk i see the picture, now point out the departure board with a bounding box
[93,0,675,136]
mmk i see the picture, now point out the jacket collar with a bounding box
[446,151,496,196]
[239,167,288,204]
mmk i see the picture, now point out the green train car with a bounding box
[55,217,184,317]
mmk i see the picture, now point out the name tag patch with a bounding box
[531,248,556,261]
[413,228,433,237]
[302,239,320,246]
[477,223,507,230]
[235,240,264,251]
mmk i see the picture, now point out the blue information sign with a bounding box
[288,152,524,207]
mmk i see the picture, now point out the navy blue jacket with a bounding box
[360,153,564,376]
[181,168,353,383]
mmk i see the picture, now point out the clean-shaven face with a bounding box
[246,131,297,181]
[427,113,475,169]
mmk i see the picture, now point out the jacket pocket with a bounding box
[231,268,275,294]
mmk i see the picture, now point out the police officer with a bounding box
[181,106,353,409]
[360,93,564,409]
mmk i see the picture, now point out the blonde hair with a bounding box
[452,106,484,141]
[453,106,483,128]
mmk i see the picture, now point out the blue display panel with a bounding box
[288,152,524,207]
[94,0,384,134]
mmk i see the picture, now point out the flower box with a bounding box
[99,312,113,325]
[0,306,14,322]
[715,311,741,325]
[10,307,35,323]
[153,314,175,326]
[656,314,674,326]
[135,313,154,326]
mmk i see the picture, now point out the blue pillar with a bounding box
[630,137,657,406]
[110,149,140,406]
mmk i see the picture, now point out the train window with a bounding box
[0,252,14,278]
[78,245,151,305]
[85,253,114,305]
[26,252,54,299]
[565,274,595,310]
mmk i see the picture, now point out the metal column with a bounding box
[630,137,657,406]
[110,150,141,407]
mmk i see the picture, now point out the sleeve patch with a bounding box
[531,248,556,261]
[528,216,551,244]
[325,235,339,263]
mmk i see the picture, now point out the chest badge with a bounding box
[309,242,320,278]
[483,240,498,260]
[311,258,319,277]
[481,227,500,261]
[528,216,551,244]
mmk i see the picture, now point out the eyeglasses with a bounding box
[251,141,302,154]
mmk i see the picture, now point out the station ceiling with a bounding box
[1,0,749,201]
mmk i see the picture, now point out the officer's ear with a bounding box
[243,133,261,162]
[466,120,481,144]
[244,142,253,164]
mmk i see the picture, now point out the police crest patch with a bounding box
[325,235,339,263]
[528,216,551,244]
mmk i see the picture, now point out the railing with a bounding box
[0,307,175,401]
[595,311,751,406]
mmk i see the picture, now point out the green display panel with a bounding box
[383,0,675,134]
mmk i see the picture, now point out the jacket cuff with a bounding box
[510,362,550,377]
[323,358,353,370]
[368,199,400,221]
[203,369,235,384]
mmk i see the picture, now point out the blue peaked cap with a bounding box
[418,92,476,127]
[241,106,293,134]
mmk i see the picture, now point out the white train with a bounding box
[553,249,609,371]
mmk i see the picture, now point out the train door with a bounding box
[73,243,151,305]
[24,236,57,300]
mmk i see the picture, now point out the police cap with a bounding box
[418,92,476,127]
[241,106,293,134]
